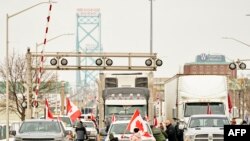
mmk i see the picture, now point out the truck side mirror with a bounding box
[232,107,239,118]
[172,107,177,119]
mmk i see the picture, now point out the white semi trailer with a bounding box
[164,74,230,123]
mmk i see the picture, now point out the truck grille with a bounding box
[194,133,223,141]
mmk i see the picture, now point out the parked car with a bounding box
[80,120,98,141]
[53,115,76,138]
[11,119,69,141]
[9,121,21,137]
[104,120,156,141]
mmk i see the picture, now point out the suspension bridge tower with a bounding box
[76,8,102,87]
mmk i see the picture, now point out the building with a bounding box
[183,53,236,78]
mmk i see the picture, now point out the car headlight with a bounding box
[184,134,195,141]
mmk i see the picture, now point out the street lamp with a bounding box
[222,37,250,70]
[222,37,250,48]
[34,33,74,117]
[5,1,56,140]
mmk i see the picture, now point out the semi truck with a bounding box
[97,72,154,128]
[164,74,231,123]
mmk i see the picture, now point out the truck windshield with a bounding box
[189,117,230,128]
[105,105,147,116]
[184,102,225,117]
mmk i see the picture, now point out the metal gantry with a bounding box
[25,50,162,116]
[27,51,162,71]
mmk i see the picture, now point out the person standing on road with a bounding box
[75,121,87,141]
[231,118,237,125]
[165,120,176,141]
[175,121,183,141]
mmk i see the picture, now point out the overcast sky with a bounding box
[1,0,250,85]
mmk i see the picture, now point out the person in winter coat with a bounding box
[75,121,87,141]
[130,128,142,141]
[175,121,184,141]
[159,122,168,138]
[241,120,248,125]
[150,125,166,141]
[165,120,177,141]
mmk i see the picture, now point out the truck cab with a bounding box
[97,72,154,128]
[183,114,230,141]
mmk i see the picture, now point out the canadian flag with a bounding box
[126,109,151,137]
[66,97,82,122]
[111,114,116,123]
[45,98,54,119]
[207,103,212,114]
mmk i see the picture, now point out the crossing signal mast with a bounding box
[26,50,162,71]
[25,49,163,108]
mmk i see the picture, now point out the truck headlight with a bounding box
[54,137,64,141]
[185,134,195,141]
[14,137,22,141]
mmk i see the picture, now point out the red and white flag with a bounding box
[153,116,158,127]
[111,114,116,123]
[90,112,96,121]
[228,93,232,113]
[126,109,151,137]
[66,97,82,122]
[45,98,54,119]
[207,103,212,114]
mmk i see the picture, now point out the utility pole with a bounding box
[61,81,65,115]
[149,0,153,54]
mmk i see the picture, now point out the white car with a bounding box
[52,115,76,140]
[13,119,68,141]
[81,120,98,141]
[104,120,155,141]
[183,114,230,141]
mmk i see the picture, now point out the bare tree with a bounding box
[0,53,57,121]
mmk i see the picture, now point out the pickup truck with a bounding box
[182,114,230,141]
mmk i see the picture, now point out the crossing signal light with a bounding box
[239,62,246,70]
[229,62,237,70]
[61,58,68,65]
[50,58,57,66]
[96,58,103,66]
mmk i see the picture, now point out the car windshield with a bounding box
[109,122,152,134]
[82,122,95,128]
[53,116,72,127]
[19,121,61,133]
[189,117,230,128]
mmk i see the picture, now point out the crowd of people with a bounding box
[231,118,249,125]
